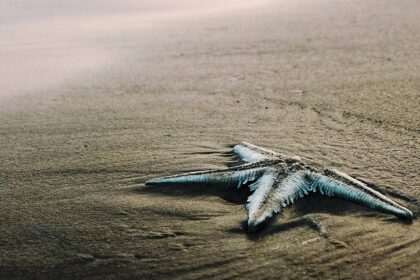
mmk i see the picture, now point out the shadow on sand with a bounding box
[134,179,416,239]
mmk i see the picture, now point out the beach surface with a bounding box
[0,0,419,279]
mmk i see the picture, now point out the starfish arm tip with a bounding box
[144,179,157,185]
[247,219,260,232]
[402,209,414,220]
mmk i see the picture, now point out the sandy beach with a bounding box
[0,0,419,279]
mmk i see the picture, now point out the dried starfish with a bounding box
[146,142,413,231]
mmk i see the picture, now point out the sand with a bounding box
[0,0,419,279]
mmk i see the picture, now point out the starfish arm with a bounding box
[310,169,413,219]
[246,170,309,231]
[246,169,414,231]
[233,142,280,163]
[145,166,267,190]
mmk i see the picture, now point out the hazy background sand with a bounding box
[0,0,419,279]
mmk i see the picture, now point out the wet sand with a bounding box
[0,0,419,279]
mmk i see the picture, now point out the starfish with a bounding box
[146,142,413,231]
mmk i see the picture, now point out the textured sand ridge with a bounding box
[0,0,419,279]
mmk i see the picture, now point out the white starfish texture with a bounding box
[146,142,413,231]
